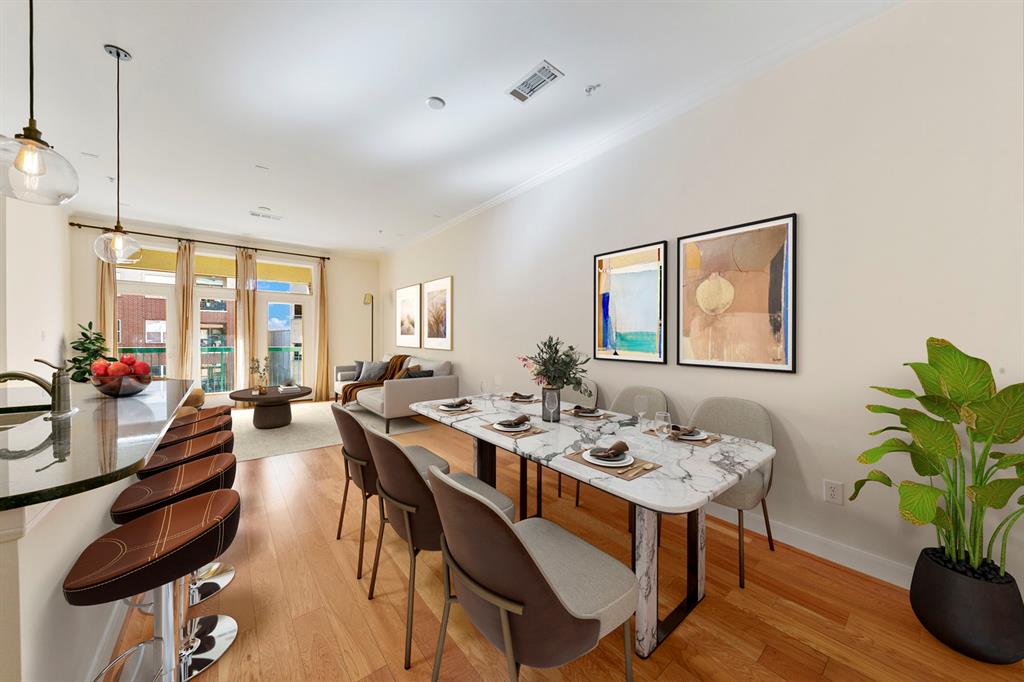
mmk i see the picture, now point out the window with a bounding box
[145,320,167,344]
[116,268,175,285]
[198,297,236,393]
[266,301,303,385]
[116,293,169,377]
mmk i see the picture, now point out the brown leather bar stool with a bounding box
[65,489,241,682]
[139,431,234,478]
[169,406,232,430]
[159,415,231,449]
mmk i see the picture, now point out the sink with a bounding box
[0,410,47,432]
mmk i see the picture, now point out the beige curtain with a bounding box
[313,258,331,400]
[174,240,195,378]
[235,247,259,389]
[97,259,118,356]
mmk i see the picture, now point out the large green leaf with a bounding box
[905,361,944,397]
[858,438,915,464]
[898,408,960,459]
[916,395,961,423]
[926,338,996,406]
[966,383,1024,444]
[868,426,909,436]
[866,404,901,416]
[898,481,945,525]
[966,478,1024,509]
[931,505,952,531]
[857,437,941,476]
[993,454,1024,470]
[871,386,916,399]
[849,470,893,501]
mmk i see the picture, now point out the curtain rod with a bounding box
[68,221,330,261]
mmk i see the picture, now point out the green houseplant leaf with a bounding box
[898,481,945,525]
[967,478,1024,510]
[905,361,944,396]
[857,438,941,476]
[898,409,960,459]
[849,470,893,501]
[926,337,996,406]
[963,383,1024,444]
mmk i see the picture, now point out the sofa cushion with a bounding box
[353,360,365,378]
[408,356,453,376]
[405,369,434,379]
[334,379,357,395]
[358,361,388,381]
[356,387,385,414]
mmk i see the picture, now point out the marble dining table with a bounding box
[411,394,776,659]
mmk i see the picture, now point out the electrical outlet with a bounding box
[824,479,844,505]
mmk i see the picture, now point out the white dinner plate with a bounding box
[492,422,532,432]
[674,429,707,441]
[439,404,471,412]
[582,450,635,468]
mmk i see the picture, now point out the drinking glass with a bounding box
[493,375,505,398]
[634,394,650,429]
[479,379,491,397]
[654,411,671,449]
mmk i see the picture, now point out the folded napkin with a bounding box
[497,414,530,428]
[571,405,600,415]
[443,398,472,408]
[590,440,629,460]
[666,424,699,441]
[510,392,534,400]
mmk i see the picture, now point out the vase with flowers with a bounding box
[518,336,592,422]
[249,356,270,394]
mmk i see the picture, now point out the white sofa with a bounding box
[334,355,459,433]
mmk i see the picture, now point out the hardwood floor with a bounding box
[113,417,1023,680]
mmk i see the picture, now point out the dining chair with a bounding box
[428,465,637,681]
[363,429,515,669]
[555,379,599,499]
[690,396,775,588]
[569,385,668,507]
[330,404,382,579]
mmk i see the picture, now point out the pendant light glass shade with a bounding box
[93,229,142,264]
[0,135,79,205]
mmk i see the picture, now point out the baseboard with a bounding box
[86,599,130,680]
[704,502,916,588]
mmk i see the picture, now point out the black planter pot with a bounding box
[909,548,1024,664]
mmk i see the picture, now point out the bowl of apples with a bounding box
[90,355,153,398]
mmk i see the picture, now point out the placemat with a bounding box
[436,407,481,417]
[563,450,661,480]
[503,396,541,404]
[642,429,722,448]
[561,409,611,420]
[481,423,547,439]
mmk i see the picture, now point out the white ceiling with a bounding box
[0,1,891,251]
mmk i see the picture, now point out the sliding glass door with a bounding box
[255,294,307,387]
[196,293,236,393]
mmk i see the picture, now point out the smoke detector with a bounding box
[507,60,564,102]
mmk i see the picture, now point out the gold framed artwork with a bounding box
[594,241,668,363]
[677,214,796,372]
[395,283,421,348]
[422,276,453,351]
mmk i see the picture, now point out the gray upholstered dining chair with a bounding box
[555,379,599,499]
[363,430,515,670]
[690,397,775,588]
[568,385,669,507]
[428,465,637,681]
[331,404,381,579]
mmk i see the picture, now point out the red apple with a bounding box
[119,354,136,366]
[107,362,131,377]
[91,359,110,376]
[131,361,151,376]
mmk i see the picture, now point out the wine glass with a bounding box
[479,379,491,398]
[544,390,560,421]
[634,394,650,430]
[493,374,505,398]
[654,410,671,450]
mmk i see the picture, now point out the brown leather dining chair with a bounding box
[331,403,382,579]
[363,429,515,670]
[428,465,638,681]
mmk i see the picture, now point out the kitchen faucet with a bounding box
[0,358,73,417]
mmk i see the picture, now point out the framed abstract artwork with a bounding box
[422,276,453,351]
[593,241,668,364]
[395,283,421,348]
[677,214,796,372]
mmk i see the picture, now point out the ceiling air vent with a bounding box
[507,60,564,102]
[249,209,282,221]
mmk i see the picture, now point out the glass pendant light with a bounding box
[0,0,79,205]
[93,45,141,265]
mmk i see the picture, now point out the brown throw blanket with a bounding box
[340,355,410,404]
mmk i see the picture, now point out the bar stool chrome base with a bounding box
[178,614,238,681]
[189,562,235,605]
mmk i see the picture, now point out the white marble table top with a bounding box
[411,395,776,515]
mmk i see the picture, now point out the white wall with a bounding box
[1,198,72,370]
[326,253,379,368]
[379,1,1024,585]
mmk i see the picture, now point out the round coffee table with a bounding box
[229,386,313,429]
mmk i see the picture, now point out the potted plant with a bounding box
[68,322,114,383]
[518,336,592,422]
[850,338,1024,663]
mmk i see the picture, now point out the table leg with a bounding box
[633,505,659,658]
[474,438,497,486]
[519,458,528,520]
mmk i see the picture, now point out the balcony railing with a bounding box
[119,346,235,394]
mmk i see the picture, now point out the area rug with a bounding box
[231,400,427,462]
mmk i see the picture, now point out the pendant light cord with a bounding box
[115,53,121,229]
[27,0,34,121]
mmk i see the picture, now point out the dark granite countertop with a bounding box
[0,379,193,510]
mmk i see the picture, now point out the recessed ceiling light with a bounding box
[257,205,271,211]
[426,96,446,110]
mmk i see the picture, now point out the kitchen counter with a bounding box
[0,379,193,510]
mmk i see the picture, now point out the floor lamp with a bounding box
[363,293,374,359]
